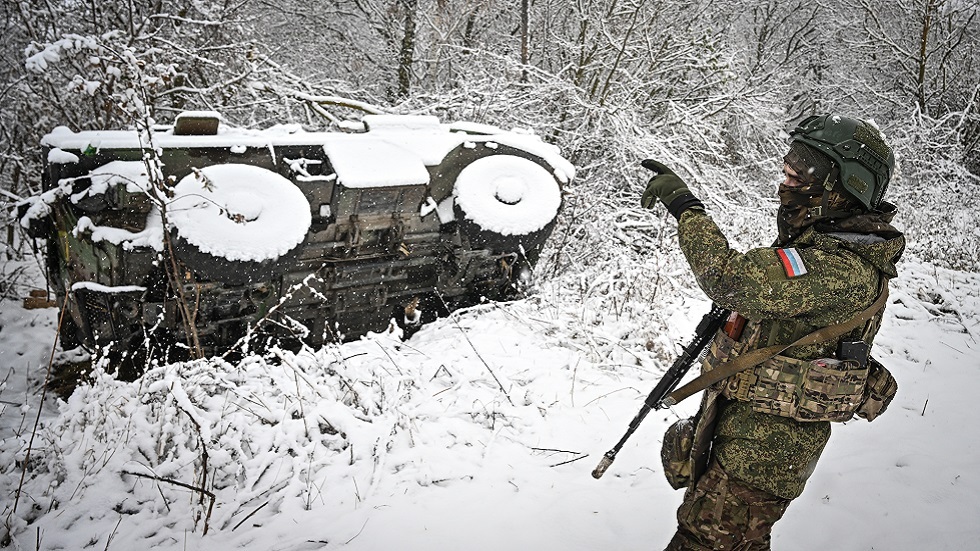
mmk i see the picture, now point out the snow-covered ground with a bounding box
[1,252,978,550]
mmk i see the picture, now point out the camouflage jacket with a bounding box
[677,207,905,361]
[674,206,905,498]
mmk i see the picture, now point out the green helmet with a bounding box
[789,114,895,210]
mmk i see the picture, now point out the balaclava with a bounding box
[778,141,863,243]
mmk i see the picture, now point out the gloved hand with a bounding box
[640,159,703,219]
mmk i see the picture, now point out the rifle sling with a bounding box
[662,287,889,408]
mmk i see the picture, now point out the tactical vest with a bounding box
[702,317,896,423]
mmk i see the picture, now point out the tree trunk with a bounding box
[916,0,938,114]
[397,0,418,99]
[520,0,530,82]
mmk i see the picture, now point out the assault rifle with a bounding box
[591,304,731,479]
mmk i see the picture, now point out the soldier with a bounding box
[641,114,906,550]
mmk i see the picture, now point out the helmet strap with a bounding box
[807,166,840,220]
[822,167,838,192]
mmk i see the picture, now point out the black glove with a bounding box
[640,159,703,219]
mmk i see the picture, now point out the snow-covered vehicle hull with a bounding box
[23,113,573,367]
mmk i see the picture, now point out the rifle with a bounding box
[591,304,730,479]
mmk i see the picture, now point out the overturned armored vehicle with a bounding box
[23,112,573,366]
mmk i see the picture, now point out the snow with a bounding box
[435,197,456,224]
[449,121,506,135]
[3,112,975,551]
[285,157,331,182]
[176,110,222,121]
[166,164,311,262]
[71,281,147,294]
[2,252,977,550]
[18,179,73,229]
[362,114,440,132]
[71,160,151,203]
[73,208,164,251]
[454,155,562,235]
[323,138,431,188]
[39,114,576,188]
[419,196,439,218]
[46,148,79,164]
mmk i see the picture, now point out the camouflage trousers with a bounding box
[664,460,790,551]
[663,400,831,550]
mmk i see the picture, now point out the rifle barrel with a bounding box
[591,305,730,479]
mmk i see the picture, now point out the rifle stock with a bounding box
[591,305,729,479]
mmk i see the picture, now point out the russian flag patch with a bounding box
[776,248,808,278]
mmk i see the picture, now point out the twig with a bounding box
[530,447,584,454]
[231,501,269,531]
[571,358,580,407]
[374,342,402,377]
[121,471,215,534]
[921,398,929,416]
[549,454,589,468]
[220,271,323,359]
[352,477,361,503]
[11,293,69,515]
[293,369,309,437]
[582,386,641,407]
[161,204,203,359]
[432,386,454,398]
[103,516,122,551]
[167,395,213,534]
[121,470,214,495]
[435,293,514,406]
[345,519,370,545]
[940,341,964,354]
[272,349,329,401]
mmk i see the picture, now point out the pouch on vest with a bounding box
[797,357,870,421]
[732,355,869,423]
[856,356,898,421]
[661,417,696,490]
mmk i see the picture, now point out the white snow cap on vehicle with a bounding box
[454,155,562,235]
[72,160,152,204]
[323,138,431,188]
[47,148,80,164]
[167,164,311,262]
[40,113,575,187]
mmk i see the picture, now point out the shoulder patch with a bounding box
[775,247,808,278]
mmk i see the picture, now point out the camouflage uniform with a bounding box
[664,206,905,550]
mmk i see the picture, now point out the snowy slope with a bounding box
[0,255,978,551]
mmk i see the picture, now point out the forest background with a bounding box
[1,1,979,549]
[2,0,978,278]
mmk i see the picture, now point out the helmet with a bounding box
[789,114,894,210]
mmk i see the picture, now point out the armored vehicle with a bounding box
[22,112,573,367]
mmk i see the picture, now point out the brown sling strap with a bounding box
[660,287,889,408]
